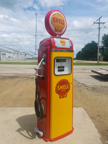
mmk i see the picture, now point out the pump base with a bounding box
[43,127,74,142]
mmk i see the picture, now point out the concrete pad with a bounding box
[0,107,102,144]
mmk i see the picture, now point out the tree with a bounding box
[103,47,108,61]
[76,41,98,60]
[102,34,108,61]
[102,34,108,47]
[76,51,82,59]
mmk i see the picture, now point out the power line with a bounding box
[35,13,37,55]
[93,16,105,64]
[67,28,97,31]
[0,27,108,34]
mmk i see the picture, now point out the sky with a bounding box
[0,0,108,57]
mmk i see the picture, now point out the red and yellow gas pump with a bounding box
[34,9,74,142]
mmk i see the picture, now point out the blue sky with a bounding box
[0,0,108,57]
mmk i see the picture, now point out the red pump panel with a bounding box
[37,40,50,139]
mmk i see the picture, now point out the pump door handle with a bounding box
[34,57,45,78]
[35,74,44,78]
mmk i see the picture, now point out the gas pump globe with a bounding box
[34,9,74,142]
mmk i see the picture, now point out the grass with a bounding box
[73,63,108,66]
[0,62,37,65]
[0,61,108,66]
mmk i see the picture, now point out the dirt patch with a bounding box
[0,76,35,107]
[73,80,108,144]
[0,76,108,144]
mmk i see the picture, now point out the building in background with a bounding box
[0,46,35,61]
[25,53,34,59]
[32,54,38,59]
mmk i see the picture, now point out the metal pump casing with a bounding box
[34,36,74,141]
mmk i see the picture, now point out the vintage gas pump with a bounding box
[34,9,74,142]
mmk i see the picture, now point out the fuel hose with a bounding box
[34,77,44,119]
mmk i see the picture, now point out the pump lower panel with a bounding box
[42,128,74,142]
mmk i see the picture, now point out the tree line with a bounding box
[76,34,108,61]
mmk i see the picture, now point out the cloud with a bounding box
[20,0,34,9]
[0,0,34,11]
[63,17,106,57]
[0,14,20,23]
[97,0,108,2]
[96,0,108,10]
[37,0,67,7]
[70,18,94,29]
[0,0,18,9]
[33,4,40,11]
[0,10,107,56]
[0,5,48,55]
[99,5,108,10]
[0,0,108,57]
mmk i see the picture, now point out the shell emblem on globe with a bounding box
[45,9,67,36]
[51,13,65,33]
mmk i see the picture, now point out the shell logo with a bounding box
[60,39,66,46]
[51,13,65,33]
[55,79,70,98]
[45,10,67,36]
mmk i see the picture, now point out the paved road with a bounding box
[0,65,36,77]
[74,60,108,64]
[0,64,108,86]
[73,66,108,86]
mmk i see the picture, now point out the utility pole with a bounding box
[93,16,105,64]
[35,13,37,55]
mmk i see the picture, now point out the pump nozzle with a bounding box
[34,57,44,70]
[34,127,43,137]
[34,57,45,78]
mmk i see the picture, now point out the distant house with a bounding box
[25,53,34,59]
[0,48,11,61]
[32,54,38,59]
[0,46,32,61]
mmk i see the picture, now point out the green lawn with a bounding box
[0,62,37,65]
[0,61,108,66]
[73,63,108,66]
